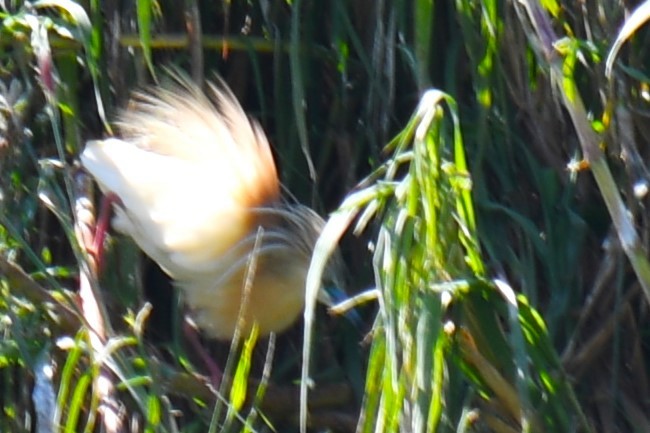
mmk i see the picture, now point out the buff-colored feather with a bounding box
[81,77,336,339]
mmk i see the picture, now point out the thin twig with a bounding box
[184,0,204,84]
[73,170,124,433]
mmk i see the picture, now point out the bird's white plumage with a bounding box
[82,137,252,276]
[81,81,279,277]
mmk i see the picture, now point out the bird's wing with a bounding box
[118,79,280,209]
[80,79,280,276]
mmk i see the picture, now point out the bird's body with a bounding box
[81,78,334,340]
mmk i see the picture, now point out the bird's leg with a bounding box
[89,192,120,270]
[183,318,223,389]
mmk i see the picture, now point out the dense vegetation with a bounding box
[1,1,650,432]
